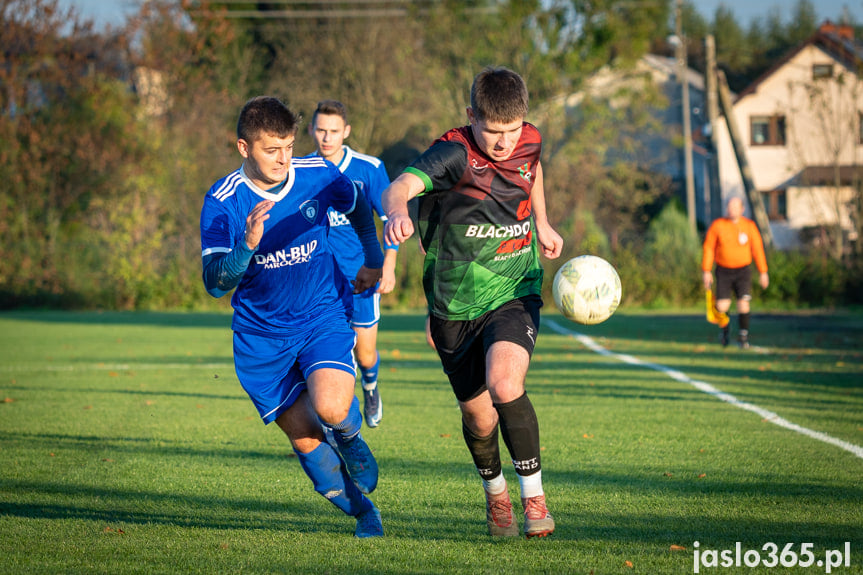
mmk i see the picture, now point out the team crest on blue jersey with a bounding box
[299,200,318,223]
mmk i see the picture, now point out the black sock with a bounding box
[739,312,750,333]
[495,393,541,476]
[462,420,502,480]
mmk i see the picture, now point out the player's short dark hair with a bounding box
[312,99,348,125]
[470,66,529,124]
[237,96,301,142]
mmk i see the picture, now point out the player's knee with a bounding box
[316,402,351,427]
[487,377,525,405]
[355,346,377,369]
[461,408,498,438]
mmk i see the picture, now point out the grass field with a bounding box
[1,309,861,574]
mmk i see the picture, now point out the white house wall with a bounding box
[714,42,863,248]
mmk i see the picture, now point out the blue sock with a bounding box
[360,352,380,390]
[294,442,371,517]
[329,395,363,442]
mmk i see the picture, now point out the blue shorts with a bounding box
[350,285,380,328]
[233,321,356,424]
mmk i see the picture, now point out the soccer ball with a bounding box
[552,255,621,325]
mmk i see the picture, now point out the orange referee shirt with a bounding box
[702,216,768,273]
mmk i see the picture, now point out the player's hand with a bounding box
[244,200,275,250]
[353,265,382,294]
[759,272,769,289]
[535,222,563,259]
[703,271,713,290]
[384,214,414,246]
[377,267,396,294]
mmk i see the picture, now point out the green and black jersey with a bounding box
[406,123,544,321]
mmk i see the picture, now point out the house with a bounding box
[713,21,863,252]
[559,52,716,226]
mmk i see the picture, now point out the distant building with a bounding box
[713,21,863,251]
[560,53,717,226]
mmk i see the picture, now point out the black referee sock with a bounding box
[462,420,502,481]
[495,393,541,476]
[739,312,750,333]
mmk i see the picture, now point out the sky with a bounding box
[58,0,861,30]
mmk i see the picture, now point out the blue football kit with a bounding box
[200,156,383,423]
[313,146,394,328]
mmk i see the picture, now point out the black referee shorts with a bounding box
[715,265,752,302]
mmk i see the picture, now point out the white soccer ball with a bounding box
[552,255,622,325]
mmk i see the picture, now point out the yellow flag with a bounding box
[705,289,730,327]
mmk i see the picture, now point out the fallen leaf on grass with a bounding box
[3,397,15,403]
[108,371,119,377]
[670,544,687,551]
[663,472,673,477]
[83,405,92,410]
[582,433,594,439]
[697,473,706,479]
[440,434,451,438]
[624,560,634,568]
[103,526,126,535]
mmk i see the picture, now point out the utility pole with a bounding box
[705,35,722,223]
[716,70,774,248]
[676,0,696,236]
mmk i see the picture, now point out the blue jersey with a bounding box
[314,146,390,281]
[200,157,358,336]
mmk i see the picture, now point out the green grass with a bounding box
[1,310,861,574]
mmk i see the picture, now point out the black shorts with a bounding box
[428,295,542,403]
[715,265,752,302]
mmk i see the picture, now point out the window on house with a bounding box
[813,64,834,79]
[751,115,786,146]
[761,189,787,220]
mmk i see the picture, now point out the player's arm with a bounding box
[368,166,400,294]
[382,172,425,246]
[749,221,769,288]
[530,162,563,259]
[377,247,399,294]
[345,189,384,293]
[384,140,465,246]
[201,199,273,298]
[701,223,717,290]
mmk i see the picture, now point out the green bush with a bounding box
[637,203,702,307]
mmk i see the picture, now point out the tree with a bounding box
[0,0,145,305]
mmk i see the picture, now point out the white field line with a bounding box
[546,319,863,460]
